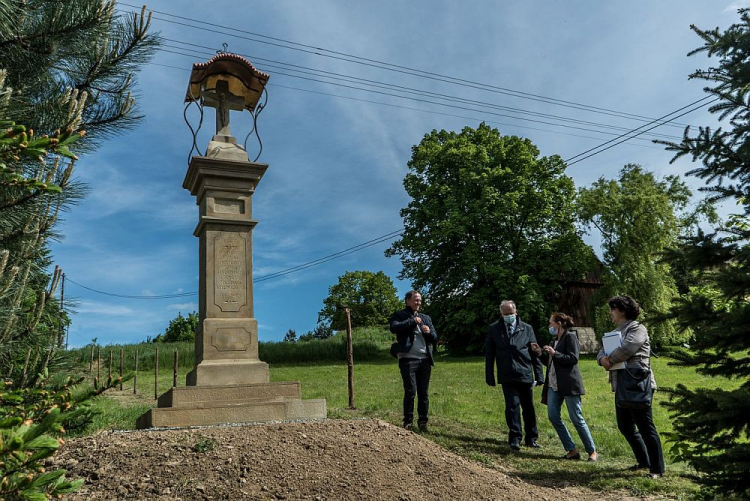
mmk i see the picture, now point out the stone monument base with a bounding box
[136,382,326,429]
[572,327,600,353]
[186,359,269,386]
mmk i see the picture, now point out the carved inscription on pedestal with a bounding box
[211,327,252,352]
[213,233,247,312]
[213,198,243,214]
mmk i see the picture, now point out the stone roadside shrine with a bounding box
[137,53,326,428]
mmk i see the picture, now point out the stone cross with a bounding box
[202,80,245,137]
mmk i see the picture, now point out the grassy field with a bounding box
[70,345,737,499]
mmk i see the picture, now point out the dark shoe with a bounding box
[509,441,521,451]
[526,440,541,449]
[417,422,428,433]
[562,450,581,460]
[626,464,648,471]
[404,423,414,431]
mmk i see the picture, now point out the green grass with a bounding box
[63,326,394,371]
[71,350,736,498]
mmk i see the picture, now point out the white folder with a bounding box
[602,331,625,370]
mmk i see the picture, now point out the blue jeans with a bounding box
[547,387,596,454]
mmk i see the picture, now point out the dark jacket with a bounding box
[541,330,585,397]
[389,308,438,365]
[485,318,544,385]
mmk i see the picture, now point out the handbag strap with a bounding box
[622,366,651,379]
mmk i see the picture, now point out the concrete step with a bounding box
[157,382,301,408]
[136,398,326,428]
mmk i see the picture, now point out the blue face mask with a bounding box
[503,314,516,325]
[548,326,558,336]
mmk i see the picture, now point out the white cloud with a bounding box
[167,302,198,311]
[76,301,135,316]
[725,1,750,12]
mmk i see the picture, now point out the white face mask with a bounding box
[503,314,516,325]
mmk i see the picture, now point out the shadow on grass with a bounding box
[427,426,696,496]
[430,429,563,460]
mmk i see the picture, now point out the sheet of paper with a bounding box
[602,331,625,370]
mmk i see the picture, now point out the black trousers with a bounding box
[615,393,665,474]
[501,382,538,444]
[399,357,432,425]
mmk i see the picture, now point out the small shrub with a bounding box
[0,371,129,500]
[192,437,216,453]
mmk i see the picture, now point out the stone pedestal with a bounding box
[135,382,326,428]
[572,327,601,354]
[185,155,268,386]
[136,154,326,428]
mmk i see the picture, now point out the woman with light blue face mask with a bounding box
[531,312,597,461]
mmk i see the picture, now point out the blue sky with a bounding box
[51,1,743,347]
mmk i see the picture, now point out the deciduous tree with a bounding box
[576,164,713,346]
[152,312,198,343]
[318,270,401,330]
[387,124,594,352]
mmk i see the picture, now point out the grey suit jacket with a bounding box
[597,320,657,391]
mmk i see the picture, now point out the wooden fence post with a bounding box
[89,344,94,372]
[154,346,159,400]
[133,349,138,395]
[96,347,101,382]
[119,348,124,390]
[345,307,355,410]
[173,349,178,388]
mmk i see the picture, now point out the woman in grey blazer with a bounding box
[597,295,664,478]
[532,312,597,461]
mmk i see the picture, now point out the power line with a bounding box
[159,45,680,144]
[65,229,404,299]
[65,278,196,299]
[162,38,682,142]
[565,96,716,166]
[148,59,662,150]
[117,3,692,130]
[268,83,662,149]
[254,230,404,283]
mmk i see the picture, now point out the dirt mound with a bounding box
[53,419,593,500]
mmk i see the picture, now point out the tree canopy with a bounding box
[152,312,198,343]
[656,10,750,498]
[318,270,401,330]
[387,124,595,352]
[576,164,712,346]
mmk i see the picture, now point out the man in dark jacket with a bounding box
[389,290,438,432]
[485,300,544,450]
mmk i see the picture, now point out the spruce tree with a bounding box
[658,10,750,499]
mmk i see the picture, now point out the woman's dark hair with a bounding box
[551,312,575,329]
[608,295,641,320]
